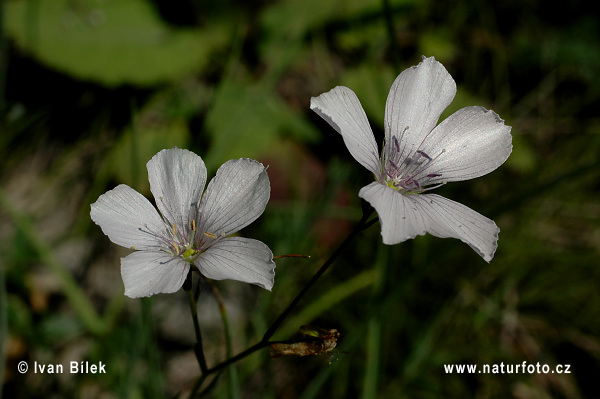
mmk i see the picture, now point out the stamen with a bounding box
[138,225,171,248]
[191,219,196,232]
[401,148,447,184]
[172,223,177,236]
[393,136,400,152]
[427,173,442,178]
[400,181,446,194]
[416,150,432,161]
[419,181,446,192]
[204,232,217,239]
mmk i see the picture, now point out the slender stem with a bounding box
[186,274,208,374]
[207,279,240,399]
[203,205,375,376]
[0,188,106,335]
[261,207,374,342]
[205,341,266,375]
[188,203,377,397]
[382,0,400,73]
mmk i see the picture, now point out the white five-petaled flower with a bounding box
[310,56,512,262]
[90,148,275,297]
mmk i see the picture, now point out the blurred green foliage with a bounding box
[1,0,599,398]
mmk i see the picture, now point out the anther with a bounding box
[393,136,400,152]
[191,219,196,232]
[172,223,177,236]
[416,150,432,161]
[204,232,217,239]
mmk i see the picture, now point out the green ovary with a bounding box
[182,248,199,260]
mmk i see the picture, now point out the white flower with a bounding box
[310,56,512,262]
[90,148,275,297]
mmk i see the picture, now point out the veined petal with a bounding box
[385,56,456,163]
[198,158,270,237]
[414,106,512,183]
[147,147,207,227]
[310,86,381,177]
[121,251,189,298]
[194,237,275,290]
[359,182,499,262]
[90,184,166,250]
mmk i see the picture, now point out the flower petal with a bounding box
[384,56,456,163]
[90,184,166,250]
[359,182,499,262]
[121,251,189,298]
[147,147,207,227]
[195,237,275,290]
[198,158,270,237]
[414,106,513,183]
[310,86,381,177]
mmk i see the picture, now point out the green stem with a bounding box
[261,206,374,342]
[0,255,6,399]
[361,244,390,399]
[0,188,106,335]
[202,205,375,376]
[186,274,208,374]
[207,279,239,399]
[382,0,400,73]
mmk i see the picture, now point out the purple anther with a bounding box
[388,159,399,171]
[427,173,442,178]
[399,178,413,190]
[416,150,432,161]
[393,136,400,152]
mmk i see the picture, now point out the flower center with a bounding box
[138,219,206,263]
[382,136,445,194]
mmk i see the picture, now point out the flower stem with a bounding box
[207,279,240,399]
[261,207,374,342]
[199,203,375,378]
[186,273,208,374]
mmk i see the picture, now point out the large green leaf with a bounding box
[204,80,319,172]
[4,0,228,86]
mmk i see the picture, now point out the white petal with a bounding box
[195,237,275,290]
[359,182,499,262]
[384,56,456,163]
[147,147,207,227]
[121,251,189,298]
[198,158,270,237]
[310,86,381,177]
[414,106,512,183]
[90,184,166,250]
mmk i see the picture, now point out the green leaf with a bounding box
[340,64,396,125]
[109,117,190,194]
[4,0,229,86]
[203,80,319,172]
